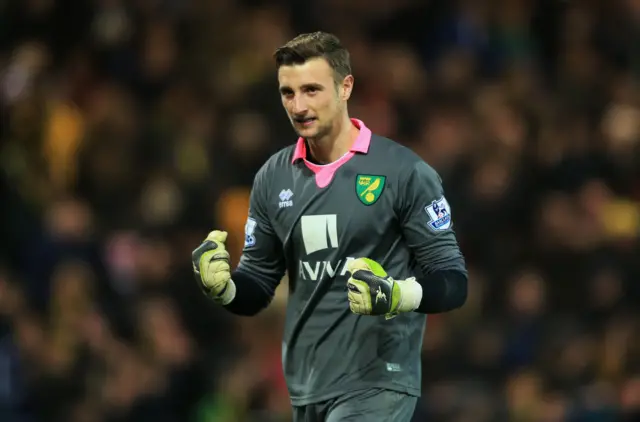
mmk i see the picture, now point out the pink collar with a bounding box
[291,118,372,164]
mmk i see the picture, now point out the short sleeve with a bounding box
[237,167,287,284]
[398,161,466,274]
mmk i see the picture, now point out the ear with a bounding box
[340,75,354,101]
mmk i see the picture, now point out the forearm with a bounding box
[396,268,467,314]
[413,269,468,313]
[221,269,277,316]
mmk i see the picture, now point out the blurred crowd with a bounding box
[1,0,640,421]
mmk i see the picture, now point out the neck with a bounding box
[307,114,358,164]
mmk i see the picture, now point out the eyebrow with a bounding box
[279,83,325,94]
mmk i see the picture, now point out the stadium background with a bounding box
[1,0,640,421]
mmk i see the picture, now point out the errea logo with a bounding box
[279,189,294,208]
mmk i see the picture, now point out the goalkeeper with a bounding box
[192,31,467,422]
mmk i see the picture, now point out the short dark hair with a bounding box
[273,31,351,81]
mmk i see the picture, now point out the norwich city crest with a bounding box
[356,174,386,205]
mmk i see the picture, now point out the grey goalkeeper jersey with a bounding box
[238,119,466,406]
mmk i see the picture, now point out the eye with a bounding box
[280,90,294,99]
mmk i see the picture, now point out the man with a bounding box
[192,32,468,422]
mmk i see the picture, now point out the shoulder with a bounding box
[369,135,440,182]
[253,144,297,185]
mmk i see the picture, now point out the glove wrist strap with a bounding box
[396,277,422,313]
[214,279,237,305]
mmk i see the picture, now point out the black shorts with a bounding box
[292,388,418,422]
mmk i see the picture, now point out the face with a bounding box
[278,57,353,140]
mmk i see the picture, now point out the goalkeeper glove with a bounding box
[346,258,423,319]
[191,230,235,304]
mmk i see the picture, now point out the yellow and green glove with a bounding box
[346,258,422,319]
[191,230,235,304]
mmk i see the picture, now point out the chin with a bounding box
[294,125,321,139]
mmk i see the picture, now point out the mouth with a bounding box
[293,117,317,128]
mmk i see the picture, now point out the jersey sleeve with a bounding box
[237,166,286,288]
[398,160,466,274]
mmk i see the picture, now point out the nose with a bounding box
[291,96,308,115]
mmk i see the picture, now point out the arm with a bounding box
[345,161,468,318]
[194,166,286,317]
[398,161,468,314]
[227,166,286,316]
[225,213,286,316]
